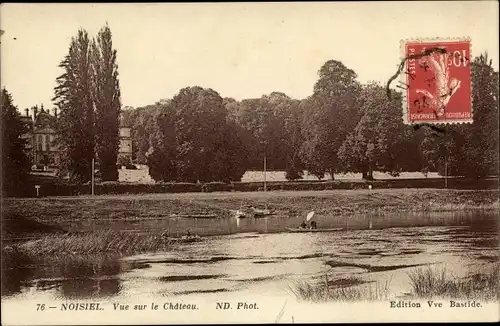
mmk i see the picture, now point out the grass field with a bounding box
[118,168,443,184]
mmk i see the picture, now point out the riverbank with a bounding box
[2,188,498,261]
[4,189,499,237]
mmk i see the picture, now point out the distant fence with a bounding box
[11,177,499,198]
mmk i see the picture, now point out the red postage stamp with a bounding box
[401,38,472,125]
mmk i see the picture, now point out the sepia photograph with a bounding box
[1,2,499,324]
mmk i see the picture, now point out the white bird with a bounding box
[306,211,315,222]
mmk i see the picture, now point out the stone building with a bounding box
[118,116,133,164]
[21,106,132,169]
[20,106,60,168]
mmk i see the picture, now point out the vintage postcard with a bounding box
[1,2,499,325]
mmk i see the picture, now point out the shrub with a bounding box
[14,176,499,197]
[408,264,499,301]
[201,182,233,193]
[288,278,391,302]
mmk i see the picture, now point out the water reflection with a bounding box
[2,263,35,297]
[1,255,131,299]
[58,259,121,299]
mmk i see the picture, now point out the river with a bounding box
[2,211,498,305]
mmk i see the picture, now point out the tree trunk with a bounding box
[362,168,374,181]
[362,170,369,180]
[329,169,335,181]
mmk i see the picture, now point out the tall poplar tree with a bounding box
[53,29,94,183]
[92,23,122,181]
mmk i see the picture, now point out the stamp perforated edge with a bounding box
[399,36,473,126]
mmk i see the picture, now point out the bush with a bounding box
[201,182,234,193]
[94,182,202,195]
[11,176,499,197]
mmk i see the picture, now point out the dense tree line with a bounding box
[53,24,121,183]
[136,54,498,181]
[3,34,496,191]
[97,52,500,183]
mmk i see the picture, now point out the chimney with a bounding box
[25,108,29,117]
[32,106,38,120]
[52,108,58,118]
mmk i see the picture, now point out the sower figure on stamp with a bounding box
[416,51,461,117]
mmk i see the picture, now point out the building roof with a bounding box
[34,110,57,129]
[119,113,131,128]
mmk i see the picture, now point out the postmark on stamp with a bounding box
[399,38,472,125]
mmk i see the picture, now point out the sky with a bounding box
[1,2,498,111]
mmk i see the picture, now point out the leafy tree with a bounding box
[299,97,326,180]
[208,120,249,182]
[262,92,304,180]
[233,92,301,173]
[148,103,178,182]
[278,96,304,180]
[53,29,95,183]
[91,23,122,181]
[419,126,466,177]
[223,97,240,122]
[338,83,407,179]
[399,127,427,174]
[222,98,258,175]
[1,88,30,196]
[462,53,499,177]
[419,52,499,178]
[125,104,163,164]
[149,86,248,182]
[300,60,361,180]
[237,97,284,170]
[173,87,228,182]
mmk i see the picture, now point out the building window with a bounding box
[38,135,43,151]
[45,135,50,151]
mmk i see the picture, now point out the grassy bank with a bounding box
[2,189,498,257]
[3,189,498,230]
[17,230,170,257]
[289,263,500,302]
[2,229,172,271]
